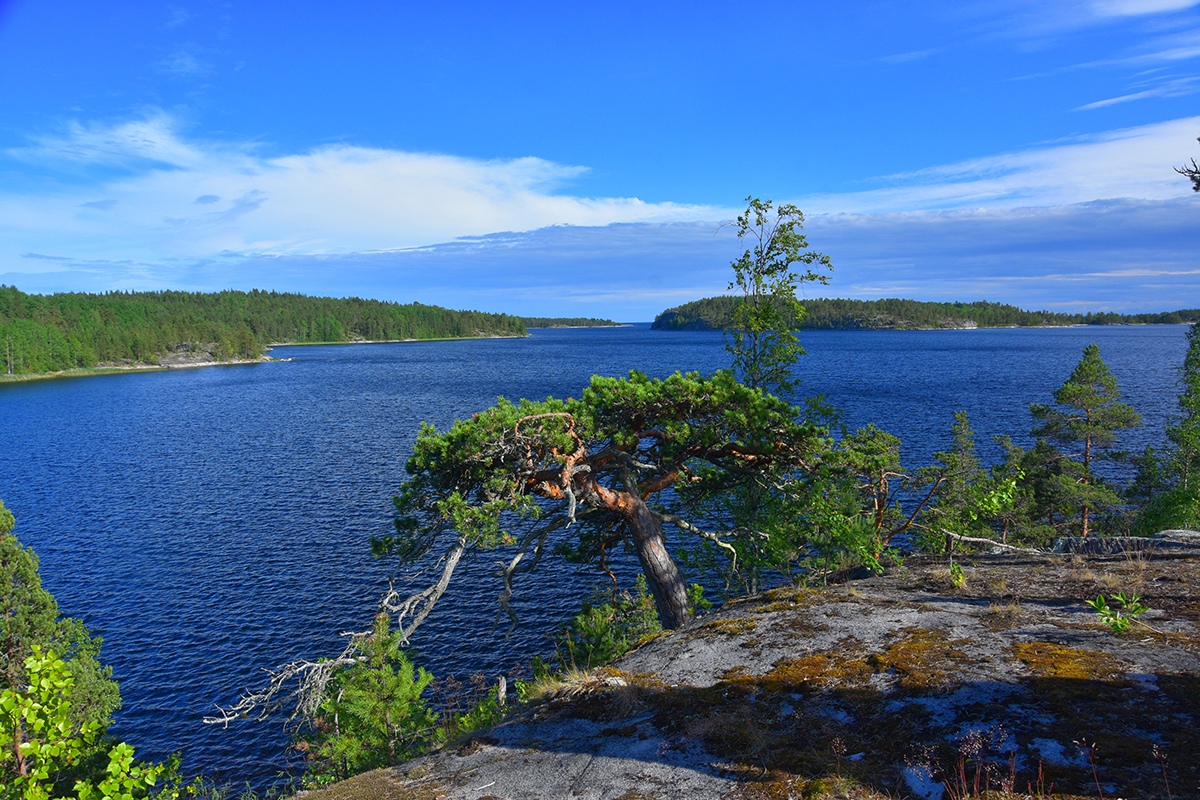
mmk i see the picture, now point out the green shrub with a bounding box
[297,615,437,785]
[553,575,662,670]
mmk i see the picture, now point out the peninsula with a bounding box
[0,287,530,380]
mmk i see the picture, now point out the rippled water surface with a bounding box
[0,324,1188,785]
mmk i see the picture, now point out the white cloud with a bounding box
[1074,78,1199,109]
[2,113,1198,318]
[0,113,725,263]
[794,117,1200,213]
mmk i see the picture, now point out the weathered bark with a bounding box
[627,499,691,629]
[588,482,691,629]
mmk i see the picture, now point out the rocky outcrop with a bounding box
[303,541,1200,800]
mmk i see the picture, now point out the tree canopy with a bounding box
[377,370,826,633]
[724,197,831,394]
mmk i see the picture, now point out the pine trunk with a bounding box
[626,498,692,629]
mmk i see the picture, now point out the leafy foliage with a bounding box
[1087,592,1149,634]
[0,500,121,788]
[0,648,172,800]
[724,197,831,394]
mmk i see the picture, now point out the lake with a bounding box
[0,323,1188,786]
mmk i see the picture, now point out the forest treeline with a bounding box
[0,286,526,376]
[652,295,1200,331]
[522,316,620,328]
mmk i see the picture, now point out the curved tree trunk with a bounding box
[587,481,692,629]
[626,497,691,629]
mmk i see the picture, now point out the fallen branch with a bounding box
[942,529,1043,554]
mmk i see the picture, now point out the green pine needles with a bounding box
[297,615,437,785]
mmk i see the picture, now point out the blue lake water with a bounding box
[0,324,1188,786]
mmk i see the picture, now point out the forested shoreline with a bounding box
[0,286,526,377]
[653,295,1200,331]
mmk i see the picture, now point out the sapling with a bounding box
[1087,591,1149,633]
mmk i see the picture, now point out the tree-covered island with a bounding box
[653,295,1200,331]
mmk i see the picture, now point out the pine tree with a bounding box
[1030,344,1141,536]
[921,412,987,544]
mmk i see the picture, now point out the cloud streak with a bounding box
[795,117,1200,213]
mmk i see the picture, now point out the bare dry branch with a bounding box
[381,533,469,642]
[492,517,566,636]
[655,511,741,572]
[941,529,1043,554]
[203,631,367,729]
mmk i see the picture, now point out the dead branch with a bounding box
[203,632,366,728]
[655,511,741,572]
[492,517,566,636]
[880,474,943,547]
[381,533,469,642]
[941,529,1043,554]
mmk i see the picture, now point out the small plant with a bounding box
[1087,591,1149,633]
[1152,744,1173,800]
[552,575,662,670]
[296,614,437,785]
[1075,738,1105,800]
[948,561,967,589]
[687,583,713,614]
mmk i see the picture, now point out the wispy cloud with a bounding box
[159,48,212,77]
[1075,75,1200,108]
[795,117,1200,213]
[1091,0,1200,17]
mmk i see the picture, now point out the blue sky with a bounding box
[0,1,1198,320]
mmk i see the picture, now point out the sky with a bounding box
[0,1,1198,320]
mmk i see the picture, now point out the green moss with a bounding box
[1012,641,1126,681]
[697,617,759,637]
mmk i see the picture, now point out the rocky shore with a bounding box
[302,532,1200,800]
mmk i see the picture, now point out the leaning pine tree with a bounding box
[378,370,826,634]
